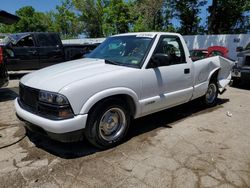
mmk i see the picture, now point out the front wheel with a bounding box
[203,82,218,107]
[84,98,131,149]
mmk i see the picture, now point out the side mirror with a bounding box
[236,46,243,52]
[150,53,171,68]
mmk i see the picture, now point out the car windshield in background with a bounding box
[88,35,155,68]
[0,34,9,45]
[190,50,208,58]
[245,43,250,51]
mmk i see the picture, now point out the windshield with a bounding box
[88,35,154,68]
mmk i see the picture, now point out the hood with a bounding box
[21,58,128,92]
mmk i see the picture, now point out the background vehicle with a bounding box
[190,46,229,61]
[0,10,19,87]
[15,32,234,149]
[189,49,208,61]
[232,42,250,84]
[0,45,9,87]
[1,32,99,71]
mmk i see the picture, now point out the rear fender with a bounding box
[199,56,234,89]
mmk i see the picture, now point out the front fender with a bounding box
[79,87,140,117]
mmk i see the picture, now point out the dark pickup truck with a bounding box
[0,32,98,71]
[232,42,250,84]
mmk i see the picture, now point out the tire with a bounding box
[84,98,131,149]
[202,81,218,107]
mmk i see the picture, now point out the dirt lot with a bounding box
[0,79,250,188]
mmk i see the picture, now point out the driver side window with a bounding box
[15,36,34,47]
[149,36,186,68]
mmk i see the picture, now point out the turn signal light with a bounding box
[58,108,73,119]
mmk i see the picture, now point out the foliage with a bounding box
[53,0,82,39]
[208,0,250,34]
[0,6,49,33]
[162,1,176,32]
[173,0,206,35]
[102,0,130,36]
[72,0,105,37]
[0,0,249,37]
[130,0,165,31]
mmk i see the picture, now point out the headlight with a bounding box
[39,91,69,105]
[38,91,73,119]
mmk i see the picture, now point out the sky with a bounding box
[1,0,61,14]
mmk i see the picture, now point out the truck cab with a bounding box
[5,32,65,71]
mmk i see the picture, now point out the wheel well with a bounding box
[210,69,219,83]
[88,94,136,118]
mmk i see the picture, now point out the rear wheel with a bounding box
[85,98,130,149]
[203,81,218,107]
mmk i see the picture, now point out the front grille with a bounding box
[19,84,39,112]
[244,56,250,66]
[19,84,74,120]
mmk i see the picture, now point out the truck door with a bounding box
[36,33,64,68]
[141,35,193,114]
[6,34,39,71]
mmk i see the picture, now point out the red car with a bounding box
[190,46,229,61]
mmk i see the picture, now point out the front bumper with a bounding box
[15,98,88,142]
[232,67,250,78]
[231,68,241,78]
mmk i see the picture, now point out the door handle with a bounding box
[28,50,37,54]
[184,68,190,74]
[53,49,61,53]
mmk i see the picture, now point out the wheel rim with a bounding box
[205,83,217,104]
[99,108,126,142]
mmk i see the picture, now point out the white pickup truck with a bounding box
[15,32,234,149]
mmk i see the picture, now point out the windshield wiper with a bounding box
[104,59,121,66]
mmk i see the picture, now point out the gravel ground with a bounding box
[0,79,249,188]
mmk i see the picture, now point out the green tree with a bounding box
[14,6,48,32]
[72,0,105,37]
[0,6,49,33]
[208,0,250,34]
[53,0,81,39]
[162,0,176,32]
[102,0,131,36]
[174,0,206,35]
[130,0,165,31]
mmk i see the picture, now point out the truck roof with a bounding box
[112,32,182,38]
[4,32,59,45]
